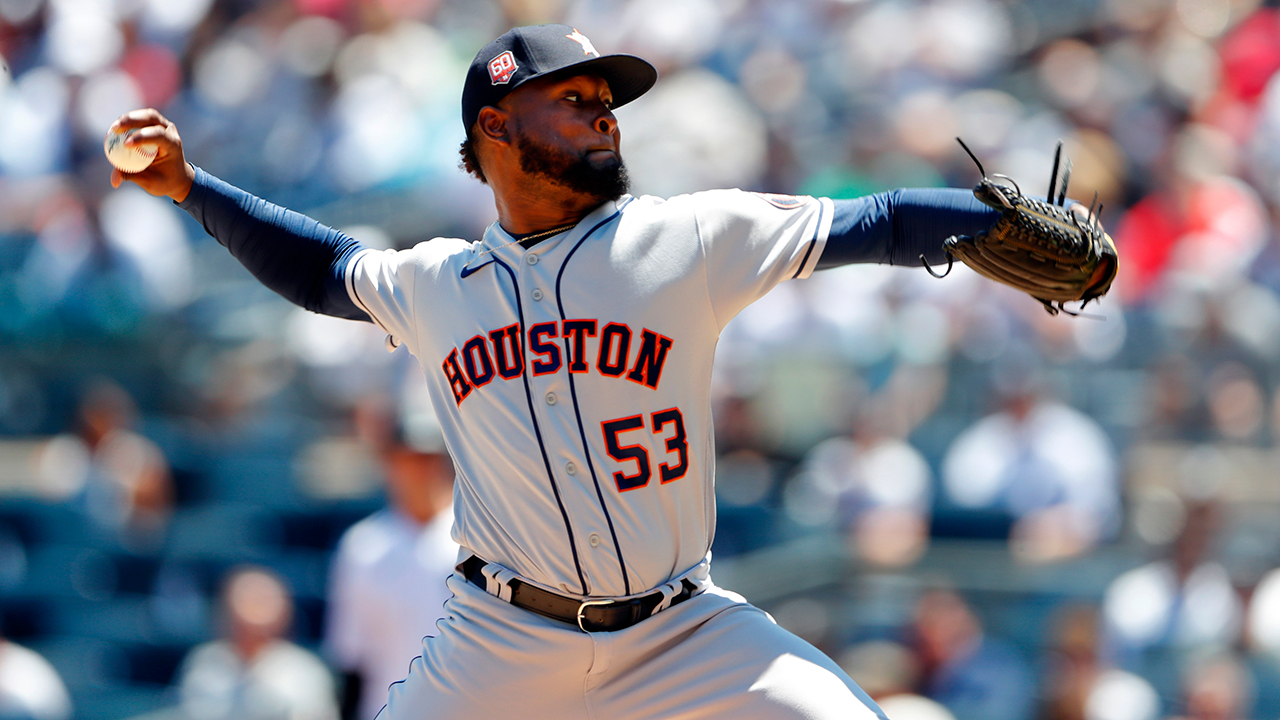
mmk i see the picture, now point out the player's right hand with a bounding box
[107,108,196,203]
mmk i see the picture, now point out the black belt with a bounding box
[461,555,697,633]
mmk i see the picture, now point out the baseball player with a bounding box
[108,23,1082,720]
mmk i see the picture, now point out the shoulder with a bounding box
[610,190,827,255]
[405,236,475,256]
[949,411,1016,447]
[625,189,816,214]
[614,190,821,238]
[259,640,330,670]
[351,237,477,277]
[804,437,857,468]
[334,510,400,566]
[1107,560,1175,598]
[0,642,60,678]
[181,641,238,672]
[1031,402,1110,443]
[864,440,929,473]
[359,236,475,262]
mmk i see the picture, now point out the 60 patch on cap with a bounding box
[463,24,657,131]
[488,51,519,84]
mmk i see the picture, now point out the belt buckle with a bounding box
[576,598,618,633]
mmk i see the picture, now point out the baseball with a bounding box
[103,128,157,173]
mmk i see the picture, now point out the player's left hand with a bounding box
[931,139,1118,316]
[107,108,196,203]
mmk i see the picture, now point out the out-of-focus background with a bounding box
[3,0,1280,719]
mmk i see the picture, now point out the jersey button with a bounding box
[565,461,577,475]
[589,533,601,548]
[532,289,543,301]
[545,392,557,405]
[525,254,539,265]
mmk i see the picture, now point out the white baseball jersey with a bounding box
[346,190,832,598]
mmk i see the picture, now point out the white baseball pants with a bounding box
[376,572,888,720]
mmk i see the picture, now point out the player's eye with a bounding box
[565,93,581,102]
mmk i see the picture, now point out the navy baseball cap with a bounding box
[461,25,657,132]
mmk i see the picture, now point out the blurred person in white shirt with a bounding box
[1101,500,1242,670]
[34,378,173,545]
[1040,604,1159,720]
[788,398,932,567]
[940,350,1120,563]
[324,400,456,720]
[1165,653,1254,720]
[177,566,338,720]
[0,635,72,720]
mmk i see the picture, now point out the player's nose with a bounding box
[595,110,617,136]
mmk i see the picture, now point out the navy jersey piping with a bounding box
[554,203,633,596]
[346,269,377,326]
[791,198,826,280]
[492,255,589,595]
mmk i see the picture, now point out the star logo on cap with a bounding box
[566,29,599,57]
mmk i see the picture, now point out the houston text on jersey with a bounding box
[441,319,675,405]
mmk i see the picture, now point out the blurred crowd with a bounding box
[6,0,1280,719]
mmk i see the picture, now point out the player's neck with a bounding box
[495,204,591,238]
[492,179,602,237]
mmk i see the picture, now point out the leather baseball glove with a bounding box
[925,139,1118,316]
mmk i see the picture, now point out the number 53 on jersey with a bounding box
[602,407,688,492]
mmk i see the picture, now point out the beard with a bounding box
[516,132,630,204]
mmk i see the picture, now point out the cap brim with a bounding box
[525,54,658,109]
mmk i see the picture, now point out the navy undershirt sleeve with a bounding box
[820,187,1000,270]
[177,166,371,322]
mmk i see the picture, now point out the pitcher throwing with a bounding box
[109,24,1107,720]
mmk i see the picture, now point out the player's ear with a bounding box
[476,107,510,146]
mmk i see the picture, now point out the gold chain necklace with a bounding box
[463,223,577,272]
[518,223,577,244]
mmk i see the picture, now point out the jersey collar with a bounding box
[461,196,632,279]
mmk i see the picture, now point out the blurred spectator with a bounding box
[1243,564,1280,718]
[787,398,931,567]
[1087,670,1164,720]
[1247,565,1280,661]
[913,587,1035,720]
[878,695,962,720]
[176,566,338,720]
[710,394,784,557]
[1041,604,1160,720]
[1140,353,1214,443]
[840,639,957,720]
[840,638,921,701]
[1101,499,1242,671]
[324,398,456,720]
[0,635,72,720]
[1137,311,1273,447]
[1044,604,1106,720]
[32,378,172,545]
[1114,124,1268,304]
[1166,653,1255,720]
[940,351,1120,563]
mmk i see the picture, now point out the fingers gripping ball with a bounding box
[103,128,157,173]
